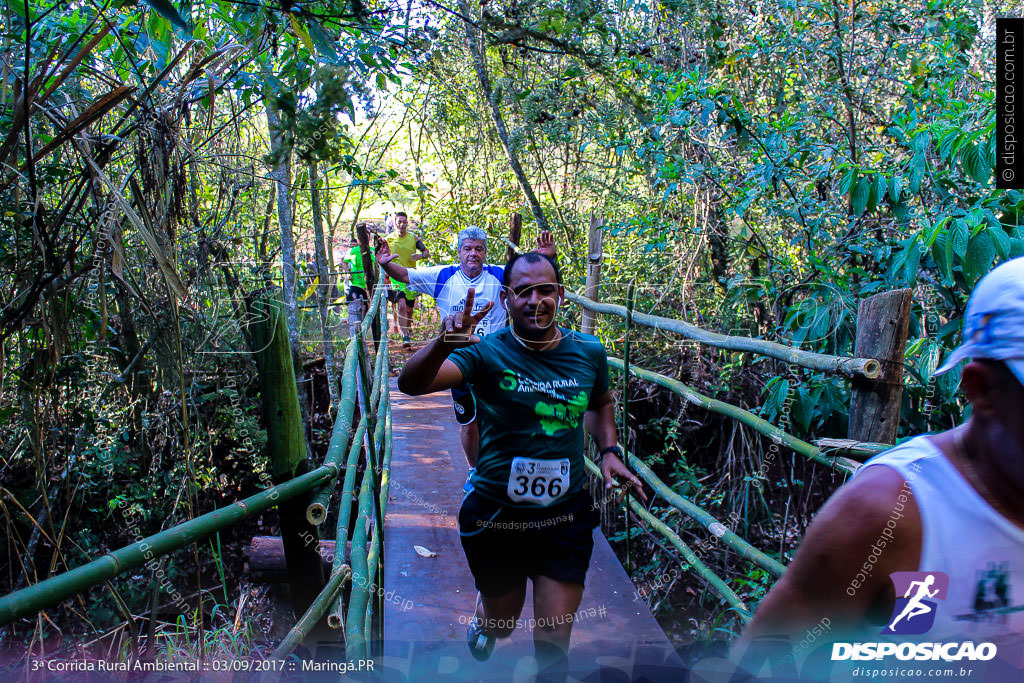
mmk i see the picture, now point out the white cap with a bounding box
[934,256,1024,386]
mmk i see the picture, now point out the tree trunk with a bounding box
[264,101,311,437]
[848,289,913,447]
[264,103,300,349]
[245,292,325,617]
[460,1,550,233]
[309,161,339,407]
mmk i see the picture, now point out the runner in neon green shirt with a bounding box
[385,212,428,346]
[344,241,370,336]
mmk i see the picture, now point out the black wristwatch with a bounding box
[599,445,623,460]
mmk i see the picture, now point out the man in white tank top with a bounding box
[735,258,1024,677]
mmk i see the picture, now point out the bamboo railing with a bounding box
[608,358,860,477]
[567,291,881,379]
[0,269,395,668]
[272,276,392,660]
[569,281,883,617]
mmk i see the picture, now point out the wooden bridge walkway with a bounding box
[381,380,687,681]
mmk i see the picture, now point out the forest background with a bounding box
[0,0,1018,663]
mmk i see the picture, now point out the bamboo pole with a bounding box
[375,402,393,649]
[358,272,387,337]
[364,523,381,652]
[270,564,353,660]
[815,438,890,460]
[247,293,308,479]
[607,358,860,477]
[331,423,367,567]
[328,385,387,628]
[625,455,786,578]
[622,282,634,575]
[583,459,749,619]
[568,292,881,379]
[345,460,375,659]
[0,466,337,626]
[306,343,360,525]
[344,401,388,647]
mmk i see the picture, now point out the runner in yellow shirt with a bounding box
[386,211,429,346]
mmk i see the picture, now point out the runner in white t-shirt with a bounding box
[376,226,556,476]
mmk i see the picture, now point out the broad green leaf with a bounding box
[925,217,948,247]
[792,386,815,432]
[307,21,340,60]
[889,175,902,203]
[288,13,315,53]
[851,177,869,215]
[909,154,924,192]
[1011,238,1024,258]
[990,226,1011,259]
[934,233,954,285]
[872,174,887,211]
[964,231,995,285]
[961,143,991,184]
[903,239,922,283]
[938,128,959,161]
[839,168,856,196]
[949,219,968,259]
[965,208,984,228]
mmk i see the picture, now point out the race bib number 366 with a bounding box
[507,457,570,506]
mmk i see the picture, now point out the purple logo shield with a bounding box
[882,571,949,635]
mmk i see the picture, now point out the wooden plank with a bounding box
[246,537,350,583]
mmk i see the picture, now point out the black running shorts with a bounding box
[458,489,600,598]
[451,382,476,425]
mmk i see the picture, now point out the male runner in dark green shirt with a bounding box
[398,251,646,677]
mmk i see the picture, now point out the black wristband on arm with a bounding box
[599,445,622,460]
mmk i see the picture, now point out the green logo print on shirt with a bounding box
[535,391,588,436]
[499,369,518,391]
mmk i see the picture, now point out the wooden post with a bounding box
[581,215,603,335]
[355,222,380,343]
[247,293,326,618]
[848,289,913,448]
[506,212,522,263]
[582,215,611,530]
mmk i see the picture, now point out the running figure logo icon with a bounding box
[883,571,950,635]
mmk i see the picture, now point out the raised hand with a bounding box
[440,288,494,348]
[535,229,556,258]
[375,236,398,265]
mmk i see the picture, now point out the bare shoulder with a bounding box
[740,464,922,641]
[788,464,922,590]
[812,464,921,539]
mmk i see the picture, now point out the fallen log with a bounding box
[246,536,351,583]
